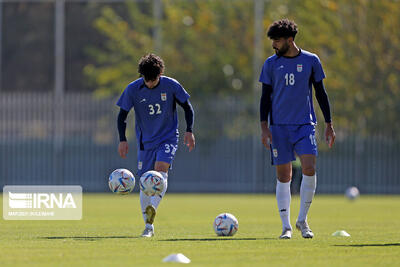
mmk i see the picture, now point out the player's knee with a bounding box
[154,161,170,173]
[277,175,292,183]
[302,166,315,176]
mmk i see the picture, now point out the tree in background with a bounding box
[84,1,154,98]
[85,0,254,100]
[282,0,400,138]
[85,0,400,139]
[85,0,257,141]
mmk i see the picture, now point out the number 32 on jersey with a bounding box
[148,104,162,115]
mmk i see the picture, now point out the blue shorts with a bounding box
[270,124,317,165]
[137,138,178,177]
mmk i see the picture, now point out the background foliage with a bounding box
[1,0,400,193]
[81,0,400,138]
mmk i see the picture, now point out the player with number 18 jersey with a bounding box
[260,49,325,126]
[259,19,335,240]
[259,50,325,164]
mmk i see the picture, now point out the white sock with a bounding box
[150,172,168,209]
[140,190,151,224]
[140,171,168,224]
[276,180,292,230]
[298,174,317,222]
[145,223,154,230]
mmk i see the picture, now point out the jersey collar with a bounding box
[140,77,162,90]
[281,48,302,59]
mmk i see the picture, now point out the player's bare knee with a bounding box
[154,161,170,173]
[277,176,292,183]
[302,166,315,176]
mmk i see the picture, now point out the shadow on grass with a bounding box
[334,243,400,247]
[41,236,276,242]
[41,236,139,241]
[160,237,275,242]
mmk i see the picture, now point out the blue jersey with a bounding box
[259,49,325,125]
[117,76,190,150]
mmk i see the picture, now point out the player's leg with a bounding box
[137,149,157,237]
[148,140,177,211]
[298,154,316,221]
[270,125,296,239]
[293,125,317,238]
[141,139,177,237]
[295,154,316,238]
[141,161,169,238]
[276,163,293,239]
[151,161,169,209]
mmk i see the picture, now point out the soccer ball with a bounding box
[213,213,239,236]
[139,171,166,196]
[108,169,135,195]
[345,186,360,200]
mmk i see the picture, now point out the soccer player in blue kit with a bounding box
[116,53,195,237]
[259,19,336,239]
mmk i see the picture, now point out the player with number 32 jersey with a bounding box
[116,54,195,238]
[117,75,190,153]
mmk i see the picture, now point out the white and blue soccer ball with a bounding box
[108,168,135,195]
[345,186,360,200]
[213,213,239,236]
[139,171,166,196]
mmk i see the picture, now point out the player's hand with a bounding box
[261,127,273,149]
[184,132,195,152]
[325,123,336,148]
[118,141,129,158]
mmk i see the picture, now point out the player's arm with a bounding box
[260,83,273,149]
[312,79,335,148]
[117,108,129,158]
[176,99,195,152]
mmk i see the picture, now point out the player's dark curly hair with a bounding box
[138,53,165,81]
[267,18,298,39]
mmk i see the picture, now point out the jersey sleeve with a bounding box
[116,85,134,111]
[312,55,326,82]
[173,82,190,103]
[259,60,272,85]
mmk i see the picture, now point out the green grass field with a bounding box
[1,193,399,266]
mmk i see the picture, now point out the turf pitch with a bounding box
[1,194,399,266]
